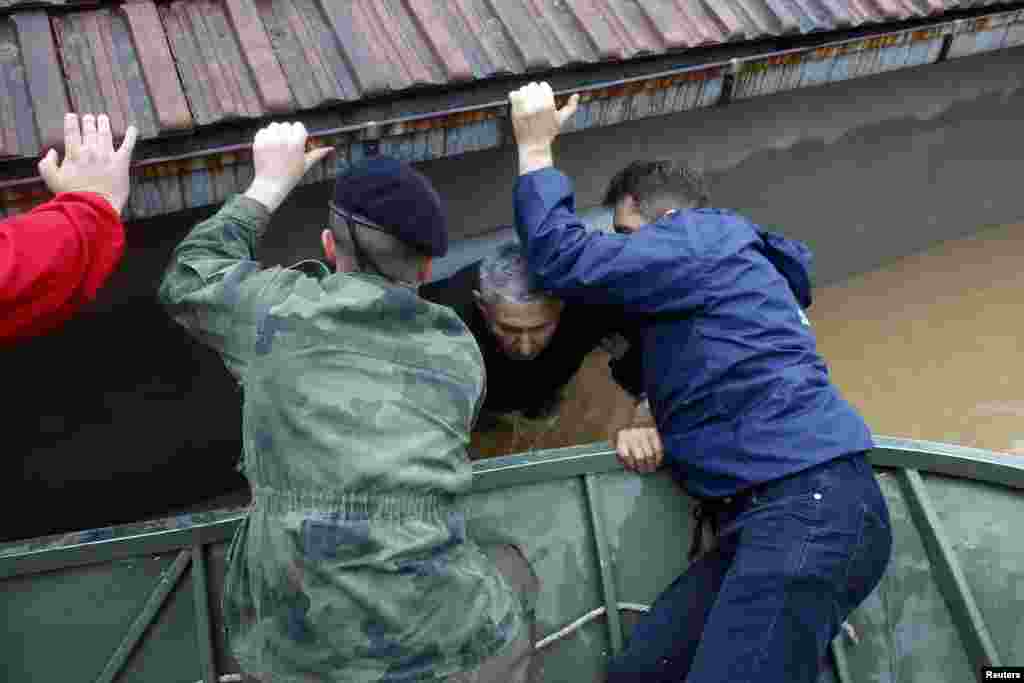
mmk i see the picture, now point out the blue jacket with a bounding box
[514,168,873,498]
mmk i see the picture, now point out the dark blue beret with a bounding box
[333,156,448,257]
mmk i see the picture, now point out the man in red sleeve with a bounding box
[0,112,138,344]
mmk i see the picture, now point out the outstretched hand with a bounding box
[244,122,334,213]
[509,82,579,175]
[38,114,138,216]
[616,427,664,474]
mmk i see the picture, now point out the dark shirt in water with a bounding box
[420,259,642,419]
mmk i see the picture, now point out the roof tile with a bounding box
[404,0,474,81]
[315,0,391,95]
[52,9,159,141]
[450,0,518,76]
[636,0,698,48]
[816,0,862,24]
[700,0,751,39]
[256,0,356,109]
[354,0,422,89]
[223,0,293,113]
[796,0,836,26]
[120,1,192,132]
[666,0,725,44]
[563,0,629,60]
[0,0,95,8]
[12,11,68,154]
[161,0,264,124]
[484,0,556,70]
[761,0,808,31]
[524,0,594,65]
[597,0,657,56]
[727,0,786,34]
[0,16,40,157]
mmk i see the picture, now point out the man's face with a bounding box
[612,195,646,235]
[478,298,564,361]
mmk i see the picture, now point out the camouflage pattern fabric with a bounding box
[158,196,524,682]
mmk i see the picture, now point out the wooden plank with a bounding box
[316,0,389,95]
[404,0,474,80]
[224,0,293,113]
[484,0,553,70]
[12,11,69,153]
[121,1,192,132]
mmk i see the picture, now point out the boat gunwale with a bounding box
[1,435,1021,579]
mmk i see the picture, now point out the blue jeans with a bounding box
[606,451,892,683]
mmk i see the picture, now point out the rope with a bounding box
[533,605,859,652]
[534,602,651,650]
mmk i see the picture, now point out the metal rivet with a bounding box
[813,492,822,501]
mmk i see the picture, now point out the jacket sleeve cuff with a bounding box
[221,195,273,235]
[514,167,572,204]
[49,192,121,222]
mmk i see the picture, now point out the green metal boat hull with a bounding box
[2,436,1021,682]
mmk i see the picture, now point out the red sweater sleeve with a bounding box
[0,192,125,345]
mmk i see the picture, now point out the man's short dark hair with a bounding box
[602,160,710,214]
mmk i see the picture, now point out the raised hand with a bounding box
[509,82,579,175]
[244,122,334,213]
[38,114,138,216]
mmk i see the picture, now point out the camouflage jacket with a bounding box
[158,196,523,682]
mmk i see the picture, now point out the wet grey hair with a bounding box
[477,242,550,306]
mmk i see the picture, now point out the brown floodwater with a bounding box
[813,220,1024,456]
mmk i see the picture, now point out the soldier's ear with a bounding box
[418,257,433,283]
[321,229,336,266]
